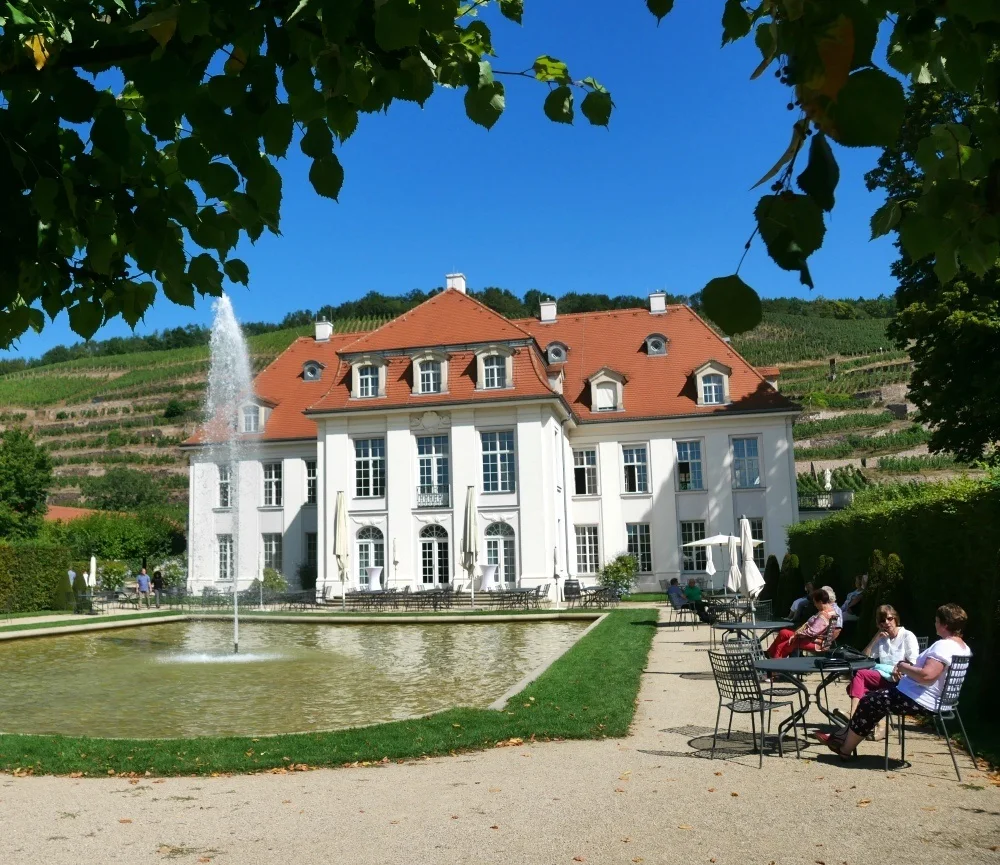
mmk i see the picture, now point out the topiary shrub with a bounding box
[261,567,288,591]
[52,569,74,611]
[0,543,71,613]
[598,553,639,597]
[760,554,780,601]
[777,553,802,613]
[813,554,839,592]
[71,569,89,612]
[297,562,317,592]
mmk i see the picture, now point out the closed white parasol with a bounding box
[334,490,349,612]
[461,485,478,610]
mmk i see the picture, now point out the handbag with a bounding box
[828,645,869,663]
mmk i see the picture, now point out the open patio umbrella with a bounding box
[461,485,478,610]
[738,516,766,598]
[334,490,349,612]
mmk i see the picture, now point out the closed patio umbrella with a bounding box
[334,490,349,612]
[739,516,766,598]
[462,485,478,610]
[725,535,742,594]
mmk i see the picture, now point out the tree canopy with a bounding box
[0,429,53,539]
[1,1,997,345]
[80,466,168,511]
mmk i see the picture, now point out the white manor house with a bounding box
[185,275,799,596]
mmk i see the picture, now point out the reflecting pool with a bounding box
[0,620,587,738]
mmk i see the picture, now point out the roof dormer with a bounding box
[351,355,387,399]
[239,397,274,433]
[587,367,626,413]
[693,359,732,406]
[410,349,449,395]
[644,333,668,356]
[545,341,568,365]
[302,359,325,381]
[475,345,514,391]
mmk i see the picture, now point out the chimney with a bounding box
[445,273,467,294]
[539,298,557,323]
[315,318,333,341]
[649,292,667,314]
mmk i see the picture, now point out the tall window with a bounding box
[305,459,317,505]
[358,364,379,398]
[262,532,283,572]
[732,437,761,488]
[417,435,449,493]
[573,448,598,496]
[420,360,442,394]
[483,355,506,389]
[575,526,600,574]
[622,446,648,494]
[680,521,707,572]
[482,430,515,493]
[305,532,317,568]
[355,438,386,497]
[626,523,652,573]
[702,374,724,405]
[420,524,449,584]
[217,534,233,580]
[263,461,282,506]
[218,464,231,508]
[242,406,260,433]
[749,518,766,569]
[485,522,516,586]
[676,441,703,491]
[357,526,385,587]
[595,381,617,411]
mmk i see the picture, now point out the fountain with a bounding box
[204,294,255,653]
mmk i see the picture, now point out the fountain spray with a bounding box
[205,295,255,654]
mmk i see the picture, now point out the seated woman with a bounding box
[820,603,971,757]
[841,574,867,623]
[846,604,919,719]
[767,588,837,659]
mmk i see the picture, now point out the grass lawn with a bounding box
[0,610,180,634]
[0,610,65,620]
[0,608,658,777]
[626,593,666,603]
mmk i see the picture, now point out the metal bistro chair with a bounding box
[563,579,582,609]
[885,656,976,780]
[917,635,929,652]
[668,595,698,630]
[708,649,800,768]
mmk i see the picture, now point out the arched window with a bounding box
[485,522,516,586]
[358,364,379,398]
[419,359,442,394]
[702,373,724,405]
[482,354,506,389]
[357,526,384,587]
[419,524,449,585]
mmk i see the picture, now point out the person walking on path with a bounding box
[136,568,151,608]
[151,570,164,608]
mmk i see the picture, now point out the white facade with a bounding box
[187,401,798,595]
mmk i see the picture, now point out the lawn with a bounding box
[0,610,179,635]
[0,608,658,776]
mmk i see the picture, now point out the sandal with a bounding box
[816,731,856,761]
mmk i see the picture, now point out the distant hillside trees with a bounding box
[80,468,168,512]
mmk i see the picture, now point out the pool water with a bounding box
[0,620,587,738]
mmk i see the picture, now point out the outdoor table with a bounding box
[753,656,877,747]
[711,619,790,647]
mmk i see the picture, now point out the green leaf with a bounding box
[870,200,902,239]
[189,253,223,296]
[533,55,571,84]
[543,86,574,124]
[309,154,344,200]
[646,0,674,22]
[755,193,826,276]
[899,213,944,261]
[224,259,250,286]
[464,80,505,130]
[701,275,762,335]
[262,103,294,156]
[721,0,751,45]
[499,0,523,24]
[751,123,805,189]
[419,0,459,30]
[580,90,612,127]
[375,0,421,51]
[119,281,156,328]
[200,163,239,200]
[54,75,99,124]
[958,238,999,277]
[327,101,359,143]
[796,132,839,212]
[830,69,905,148]
[68,301,104,340]
[31,178,60,221]
[175,138,210,180]
[90,106,130,163]
[300,119,333,159]
[933,238,960,283]
[751,22,776,78]
[948,0,1000,25]
[163,275,195,307]
[177,1,210,41]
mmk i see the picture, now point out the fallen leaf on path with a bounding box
[856,799,872,807]
[633,859,644,863]
[490,825,499,830]
[619,771,632,780]
[390,820,399,825]
[451,815,459,820]
[714,771,723,776]
[198,859,212,863]
[573,857,585,862]
[920,807,936,812]
[707,788,716,793]
[282,800,291,804]
[488,787,501,792]
[69,772,82,779]
[118,819,132,824]
[614,788,626,793]
[152,779,165,784]
[730,792,739,798]
[678,824,693,830]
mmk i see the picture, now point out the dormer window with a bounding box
[420,360,442,393]
[242,405,260,433]
[358,365,379,397]
[693,360,732,407]
[302,360,324,381]
[645,334,667,356]
[411,350,449,395]
[484,355,506,389]
[587,367,626,414]
[349,356,387,399]
[546,342,567,365]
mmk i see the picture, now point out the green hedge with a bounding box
[0,543,71,613]
[787,478,1000,710]
[40,510,185,567]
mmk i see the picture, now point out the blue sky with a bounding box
[6,1,897,360]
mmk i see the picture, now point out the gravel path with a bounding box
[3,609,997,864]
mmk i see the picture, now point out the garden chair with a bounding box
[708,649,801,767]
[668,595,698,630]
[563,579,582,608]
[885,655,976,780]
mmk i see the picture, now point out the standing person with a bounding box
[68,566,77,585]
[151,570,164,609]
[136,567,151,608]
[683,578,712,623]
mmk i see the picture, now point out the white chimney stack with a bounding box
[315,318,333,341]
[539,298,557,323]
[446,273,467,294]
[649,292,667,314]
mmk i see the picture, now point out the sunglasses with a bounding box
[878,616,896,624]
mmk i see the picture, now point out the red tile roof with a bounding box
[186,292,796,445]
[45,504,99,522]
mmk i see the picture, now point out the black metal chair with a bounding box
[563,579,581,608]
[708,649,800,767]
[885,656,976,780]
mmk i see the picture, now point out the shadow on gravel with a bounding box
[641,670,715,680]
[639,725,816,761]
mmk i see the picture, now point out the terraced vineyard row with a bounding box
[731,314,894,365]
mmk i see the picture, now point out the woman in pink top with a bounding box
[819,603,972,758]
[766,588,837,659]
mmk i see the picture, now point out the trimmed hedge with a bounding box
[787,478,1000,711]
[40,510,185,567]
[0,543,71,613]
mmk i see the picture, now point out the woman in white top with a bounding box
[820,603,971,758]
[846,604,920,718]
